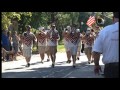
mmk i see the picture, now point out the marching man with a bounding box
[46,24,60,68]
[63,26,72,63]
[21,25,37,67]
[36,27,47,63]
[69,24,80,67]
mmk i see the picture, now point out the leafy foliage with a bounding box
[2,12,113,38]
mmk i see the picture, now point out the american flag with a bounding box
[86,16,96,27]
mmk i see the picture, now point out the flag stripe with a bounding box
[86,16,96,27]
[87,19,95,25]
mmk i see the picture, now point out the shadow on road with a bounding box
[2,60,104,78]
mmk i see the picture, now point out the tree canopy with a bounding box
[2,12,113,40]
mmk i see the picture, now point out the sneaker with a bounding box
[91,60,94,63]
[66,60,71,63]
[40,61,44,64]
[26,63,30,67]
[88,61,91,64]
[77,57,79,60]
[47,59,50,62]
[73,64,76,68]
[52,63,55,68]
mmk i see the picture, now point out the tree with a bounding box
[2,12,20,30]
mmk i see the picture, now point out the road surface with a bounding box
[2,52,104,78]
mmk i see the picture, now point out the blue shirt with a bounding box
[1,33,10,46]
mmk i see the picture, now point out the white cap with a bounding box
[47,26,50,29]
[66,26,70,29]
[41,27,44,30]
[76,29,80,32]
[39,27,44,31]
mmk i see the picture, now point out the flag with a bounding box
[86,16,96,27]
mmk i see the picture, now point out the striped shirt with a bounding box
[47,29,60,46]
[37,31,46,46]
[22,32,35,49]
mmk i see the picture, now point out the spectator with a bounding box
[12,31,20,60]
[92,12,119,78]
[2,30,10,61]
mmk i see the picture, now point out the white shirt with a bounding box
[92,22,119,64]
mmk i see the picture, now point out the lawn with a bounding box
[32,44,66,53]
[57,44,65,52]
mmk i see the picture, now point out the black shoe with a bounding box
[77,57,79,60]
[52,63,55,68]
[91,60,94,63]
[88,61,91,64]
[40,61,43,64]
[73,65,76,68]
[66,60,71,63]
[26,63,30,67]
[47,59,50,62]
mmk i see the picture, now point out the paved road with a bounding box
[2,52,104,78]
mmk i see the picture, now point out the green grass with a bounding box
[32,44,65,53]
[57,44,65,52]
[32,40,65,53]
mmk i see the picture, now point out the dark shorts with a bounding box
[3,45,10,51]
[104,62,119,78]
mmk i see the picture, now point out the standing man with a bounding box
[21,25,37,67]
[2,30,10,61]
[92,12,119,78]
[12,31,20,60]
[47,24,60,68]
